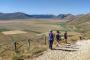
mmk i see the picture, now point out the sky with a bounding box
[0,0,90,15]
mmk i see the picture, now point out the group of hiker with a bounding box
[48,30,68,50]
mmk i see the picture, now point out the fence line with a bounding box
[0,34,47,58]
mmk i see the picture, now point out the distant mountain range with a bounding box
[0,12,76,20]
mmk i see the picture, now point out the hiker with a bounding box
[48,30,54,50]
[64,31,68,43]
[56,30,61,47]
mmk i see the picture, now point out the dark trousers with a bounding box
[49,40,53,49]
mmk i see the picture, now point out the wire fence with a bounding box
[0,34,48,60]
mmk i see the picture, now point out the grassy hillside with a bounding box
[67,14,90,38]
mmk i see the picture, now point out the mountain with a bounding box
[67,13,90,38]
[29,15,56,19]
[68,13,90,25]
[0,12,76,20]
[64,14,77,20]
[57,14,74,19]
[0,12,32,20]
[0,12,56,20]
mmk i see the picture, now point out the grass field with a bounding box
[0,19,85,60]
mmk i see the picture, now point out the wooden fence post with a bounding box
[44,34,47,45]
[14,41,17,53]
[28,39,31,50]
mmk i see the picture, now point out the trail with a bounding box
[30,39,90,60]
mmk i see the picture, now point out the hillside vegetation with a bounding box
[67,14,90,38]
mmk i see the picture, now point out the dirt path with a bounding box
[29,39,90,60]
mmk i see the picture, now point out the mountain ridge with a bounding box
[0,12,76,20]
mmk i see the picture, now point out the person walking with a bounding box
[56,30,61,47]
[64,31,68,43]
[48,30,54,50]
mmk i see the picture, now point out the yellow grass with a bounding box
[0,20,87,60]
[2,30,27,35]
